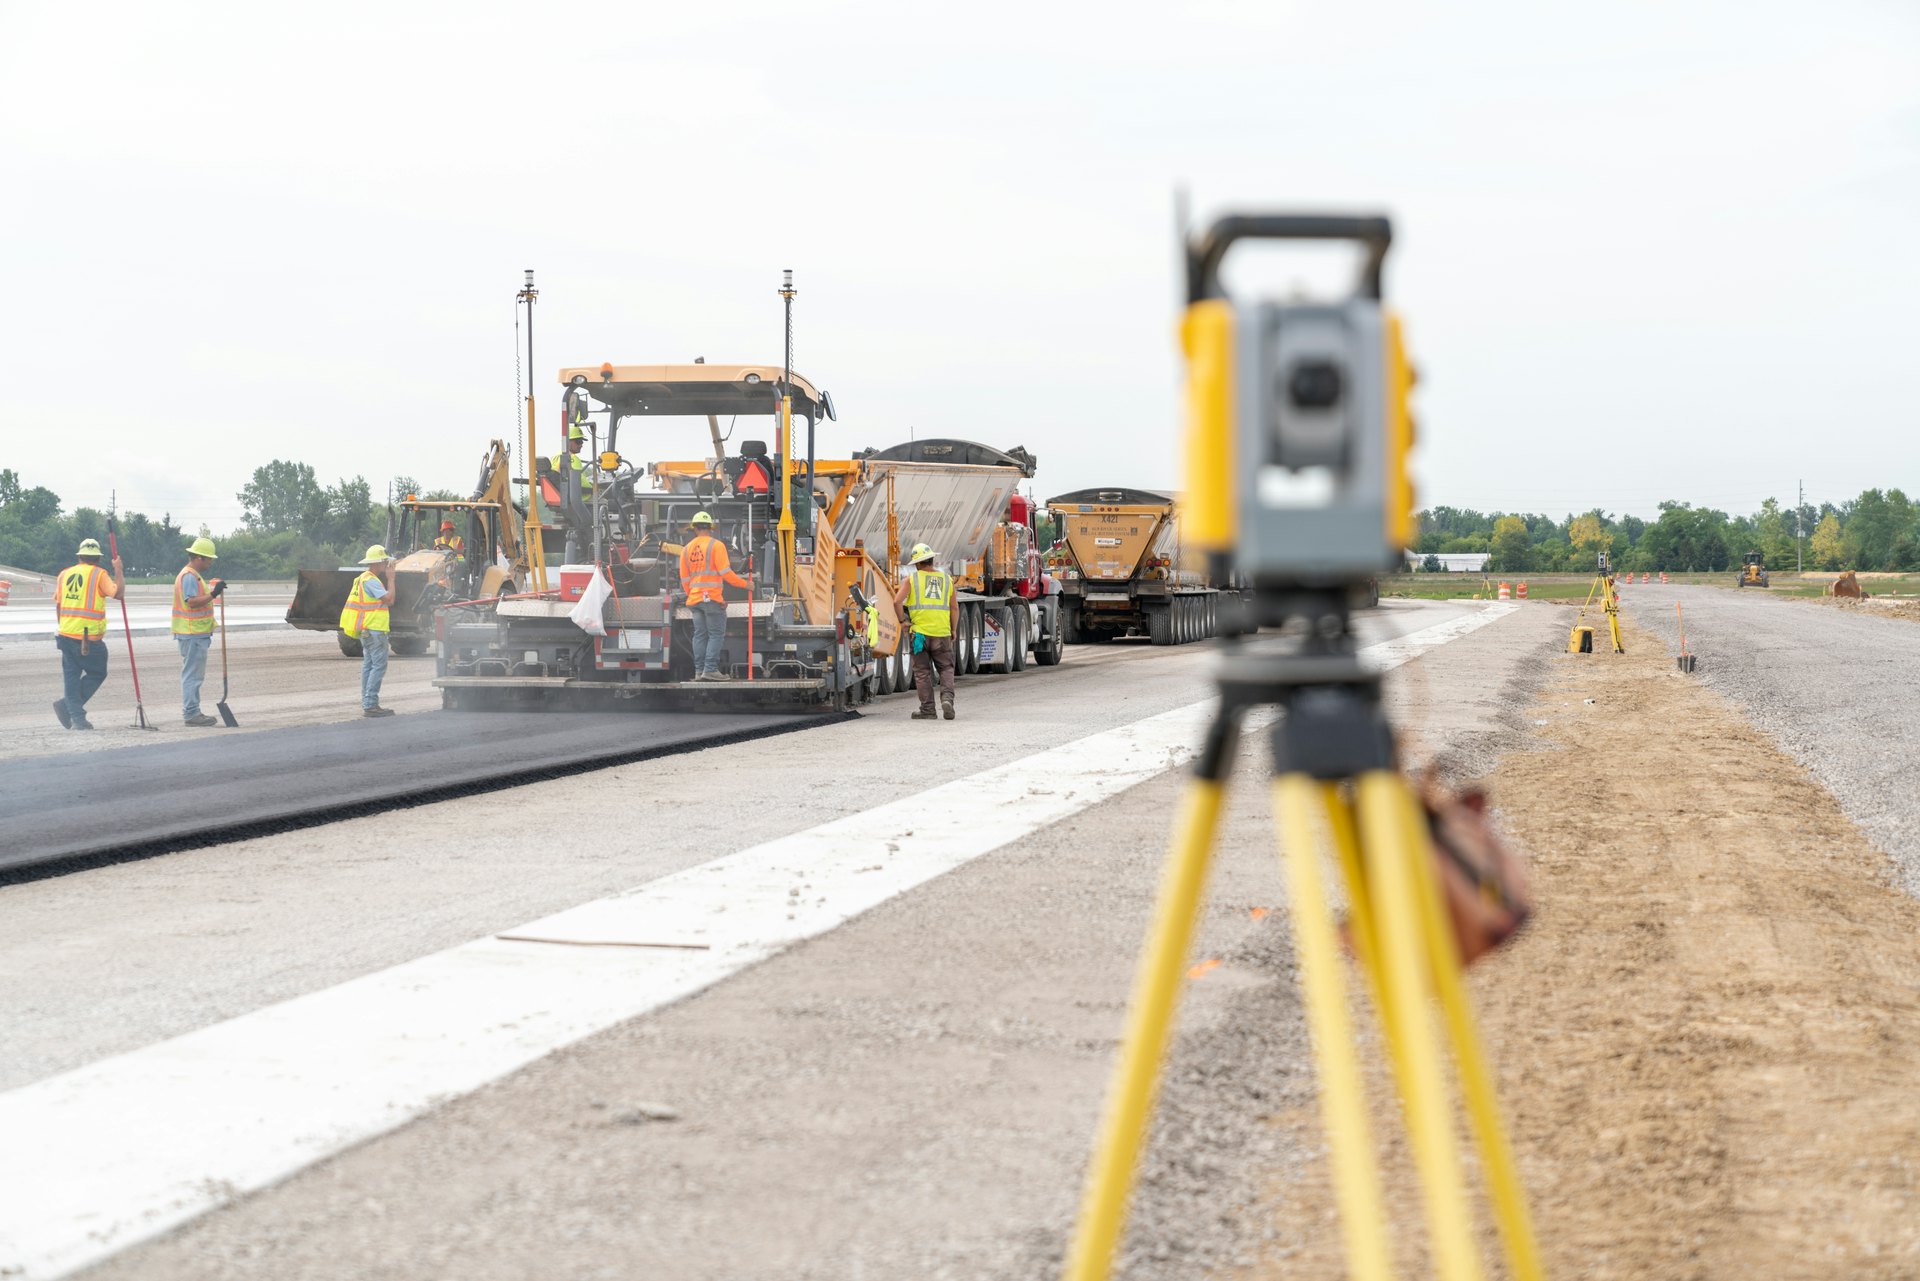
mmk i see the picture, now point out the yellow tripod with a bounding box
[1569,572,1623,654]
[1062,630,1544,1281]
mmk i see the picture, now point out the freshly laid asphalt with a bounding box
[0,709,837,875]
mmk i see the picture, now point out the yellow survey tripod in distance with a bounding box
[1570,551,1624,654]
[1062,210,1543,1281]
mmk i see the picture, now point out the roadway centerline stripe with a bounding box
[0,603,1517,1279]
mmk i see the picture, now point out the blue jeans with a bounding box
[176,633,212,719]
[56,635,108,721]
[690,601,728,676]
[361,629,390,709]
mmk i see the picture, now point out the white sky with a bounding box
[3,1,1915,530]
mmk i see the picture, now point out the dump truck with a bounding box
[832,439,1066,682]
[1045,488,1237,645]
[286,440,525,656]
[1737,551,1770,587]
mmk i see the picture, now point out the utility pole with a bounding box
[1797,478,1804,573]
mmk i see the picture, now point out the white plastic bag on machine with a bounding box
[569,566,613,637]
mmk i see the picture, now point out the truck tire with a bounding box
[1034,604,1065,666]
[1061,602,1082,645]
[877,649,896,695]
[1148,603,1173,646]
[337,632,363,659]
[961,604,980,675]
[391,635,429,657]
[1010,608,1027,671]
[896,645,914,695]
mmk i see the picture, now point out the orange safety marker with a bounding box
[1497,581,1511,600]
[1516,581,1528,599]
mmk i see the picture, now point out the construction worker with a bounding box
[433,519,464,553]
[894,542,958,721]
[52,537,125,730]
[551,423,591,562]
[680,511,749,681]
[339,546,397,717]
[173,537,225,727]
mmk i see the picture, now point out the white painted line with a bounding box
[0,603,1518,1279]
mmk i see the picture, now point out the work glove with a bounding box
[210,579,227,598]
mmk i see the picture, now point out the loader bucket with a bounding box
[286,569,359,632]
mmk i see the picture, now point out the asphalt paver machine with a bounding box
[432,362,878,710]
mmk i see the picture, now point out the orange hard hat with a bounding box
[440,519,455,530]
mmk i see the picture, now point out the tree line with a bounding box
[0,461,457,580]
[1414,490,1920,574]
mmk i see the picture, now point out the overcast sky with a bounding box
[3,1,1915,532]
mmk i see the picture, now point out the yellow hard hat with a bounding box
[568,424,587,441]
[358,545,394,564]
[690,510,715,526]
[75,538,104,557]
[909,543,936,564]
[186,536,218,559]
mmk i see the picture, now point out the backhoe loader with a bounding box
[286,440,527,656]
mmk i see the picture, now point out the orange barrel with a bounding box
[1517,581,1529,599]
[0,579,9,606]
[1497,581,1511,600]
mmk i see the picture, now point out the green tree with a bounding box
[1490,515,1531,572]
[1568,512,1613,568]
[1810,511,1845,570]
[238,461,323,534]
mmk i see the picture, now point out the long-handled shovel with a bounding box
[216,595,239,726]
[106,516,157,731]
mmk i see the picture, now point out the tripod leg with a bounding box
[1063,714,1238,1281]
[1274,774,1393,1281]
[1389,780,1545,1281]
[1356,772,1484,1281]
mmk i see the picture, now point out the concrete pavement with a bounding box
[0,600,1560,1280]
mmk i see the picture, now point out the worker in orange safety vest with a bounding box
[679,510,749,681]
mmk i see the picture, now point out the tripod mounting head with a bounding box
[1180,212,1417,627]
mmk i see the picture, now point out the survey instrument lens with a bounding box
[1286,360,1343,410]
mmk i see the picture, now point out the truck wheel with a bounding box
[877,650,895,695]
[336,632,364,659]
[960,605,979,675]
[1034,606,1064,666]
[391,635,429,657]
[1149,604,1173,646]
[1061,603,1082,645]
[1011,609,1027,671]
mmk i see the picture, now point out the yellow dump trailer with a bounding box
[1046,488,1235,645]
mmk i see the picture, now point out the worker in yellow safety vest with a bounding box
[339,545,398,717]
[52,537,126,730]
[679,510,750,681]
[433,519,465,553]
[893,542,958,721]
[173,536,226,727]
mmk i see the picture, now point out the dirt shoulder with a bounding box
[1256,617,1920,1278]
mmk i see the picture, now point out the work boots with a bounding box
[942,695,956,721]
[911,705,939,720]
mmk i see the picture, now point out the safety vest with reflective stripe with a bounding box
[434,535,464,553]
[338,571,390,638]
[904,568,953,638]
[550,451,588,497]
[172,567,215,635]
[56,563,110,640]
[681,534,745,605]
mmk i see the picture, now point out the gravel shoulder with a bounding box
[1629,585,1920,899]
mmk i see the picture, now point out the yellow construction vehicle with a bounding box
[286,440,526,656]
[1046,489,1241,645]
[1737,550,1770,587]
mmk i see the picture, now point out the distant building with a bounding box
[1406,552,1491,573]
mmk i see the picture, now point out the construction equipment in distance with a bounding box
[1045,488,1238,645]
[285,440,526,656]
[1737,550,1770,587]
[431,358,1066,710]
[834,439,1065,682]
